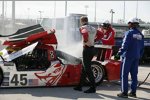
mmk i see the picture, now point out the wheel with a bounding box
[0,68,3,86]
[91,61,105,85]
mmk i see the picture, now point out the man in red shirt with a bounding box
[99,21,115,59]
[73,16,103,93]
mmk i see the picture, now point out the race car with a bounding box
[0,24,121,87]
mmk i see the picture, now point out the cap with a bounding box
[101,20,110,28]
[128,18,139,24]
[103,20,110,24]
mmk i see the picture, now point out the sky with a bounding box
[0,1,150,23]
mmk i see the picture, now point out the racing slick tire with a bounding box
[91,61,105,85]
[0,68,3,86]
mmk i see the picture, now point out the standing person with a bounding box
[115,18,144,98]
[73,16,103,93]
[99,20,115,60]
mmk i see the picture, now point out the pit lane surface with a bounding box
[0,64,149,100]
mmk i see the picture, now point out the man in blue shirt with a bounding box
[115,18,144,98]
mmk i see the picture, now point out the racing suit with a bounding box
[78,24,103,88]
[101,27,115,59]
[118,28,144,94]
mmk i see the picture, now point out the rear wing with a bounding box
[0,24,44,38]
[1,24,57,50]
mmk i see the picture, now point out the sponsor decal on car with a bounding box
[28,79,39,86]
[4,72,10,76]
[1,72,10,86]
[4,62,14,66]
[35,61,67,86]
[1,82,9,86]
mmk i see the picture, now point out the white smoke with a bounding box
[58,42,83,58]
[53,15,83,59]
[41,14,85,59]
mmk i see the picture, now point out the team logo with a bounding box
[133,34,142,40]
[35,61,67,86]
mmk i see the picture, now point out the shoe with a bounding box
[73,86,82,91]
[128,92,137,98]
[117,92,128,98]
[84,87,96,93]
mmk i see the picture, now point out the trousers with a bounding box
[79,46,95,88]
[121,57,139,93]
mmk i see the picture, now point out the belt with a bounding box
[84,45,94,48]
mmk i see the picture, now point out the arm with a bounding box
[118,31,131,56]
[80,28,89,42]
[101,28,115,44]
[95,30,104,42]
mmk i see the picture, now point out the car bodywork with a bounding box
[0,24,121,88]
[0,24,82,87]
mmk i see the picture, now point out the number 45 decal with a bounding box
[11,74,27,86]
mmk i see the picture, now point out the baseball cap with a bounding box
[128,18,139,24]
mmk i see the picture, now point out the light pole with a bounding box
[94,1,97,22]
[38,11,43,20]
[5,1,7,19]
[110,9,115,24]
[2,0,4,33]
[84,5,89,15]
[2,0,5,21]
[12,1,15,26]
[2,0,4,20]
[123,1,126,23]
[65,1,67,16]
[136,0,138,18]
[54,1,56,18]
[27,8,30,20]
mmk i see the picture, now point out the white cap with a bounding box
[128,18,139,23]
[103,20,110,24]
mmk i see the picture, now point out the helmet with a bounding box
[101,20,110,28]
[128,18,139,24]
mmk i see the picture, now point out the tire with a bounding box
[0,68,3,86]
[91,61,105,85]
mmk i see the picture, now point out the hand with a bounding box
[49,29,55,34]
[114,54,120,60]
[98,41,102,44]
[95,40,102,45]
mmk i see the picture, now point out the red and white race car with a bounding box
[0,24,121,87]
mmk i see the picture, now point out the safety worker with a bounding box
[73,16,103,93]
[99,20,115,60]
[115,18,144,98]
